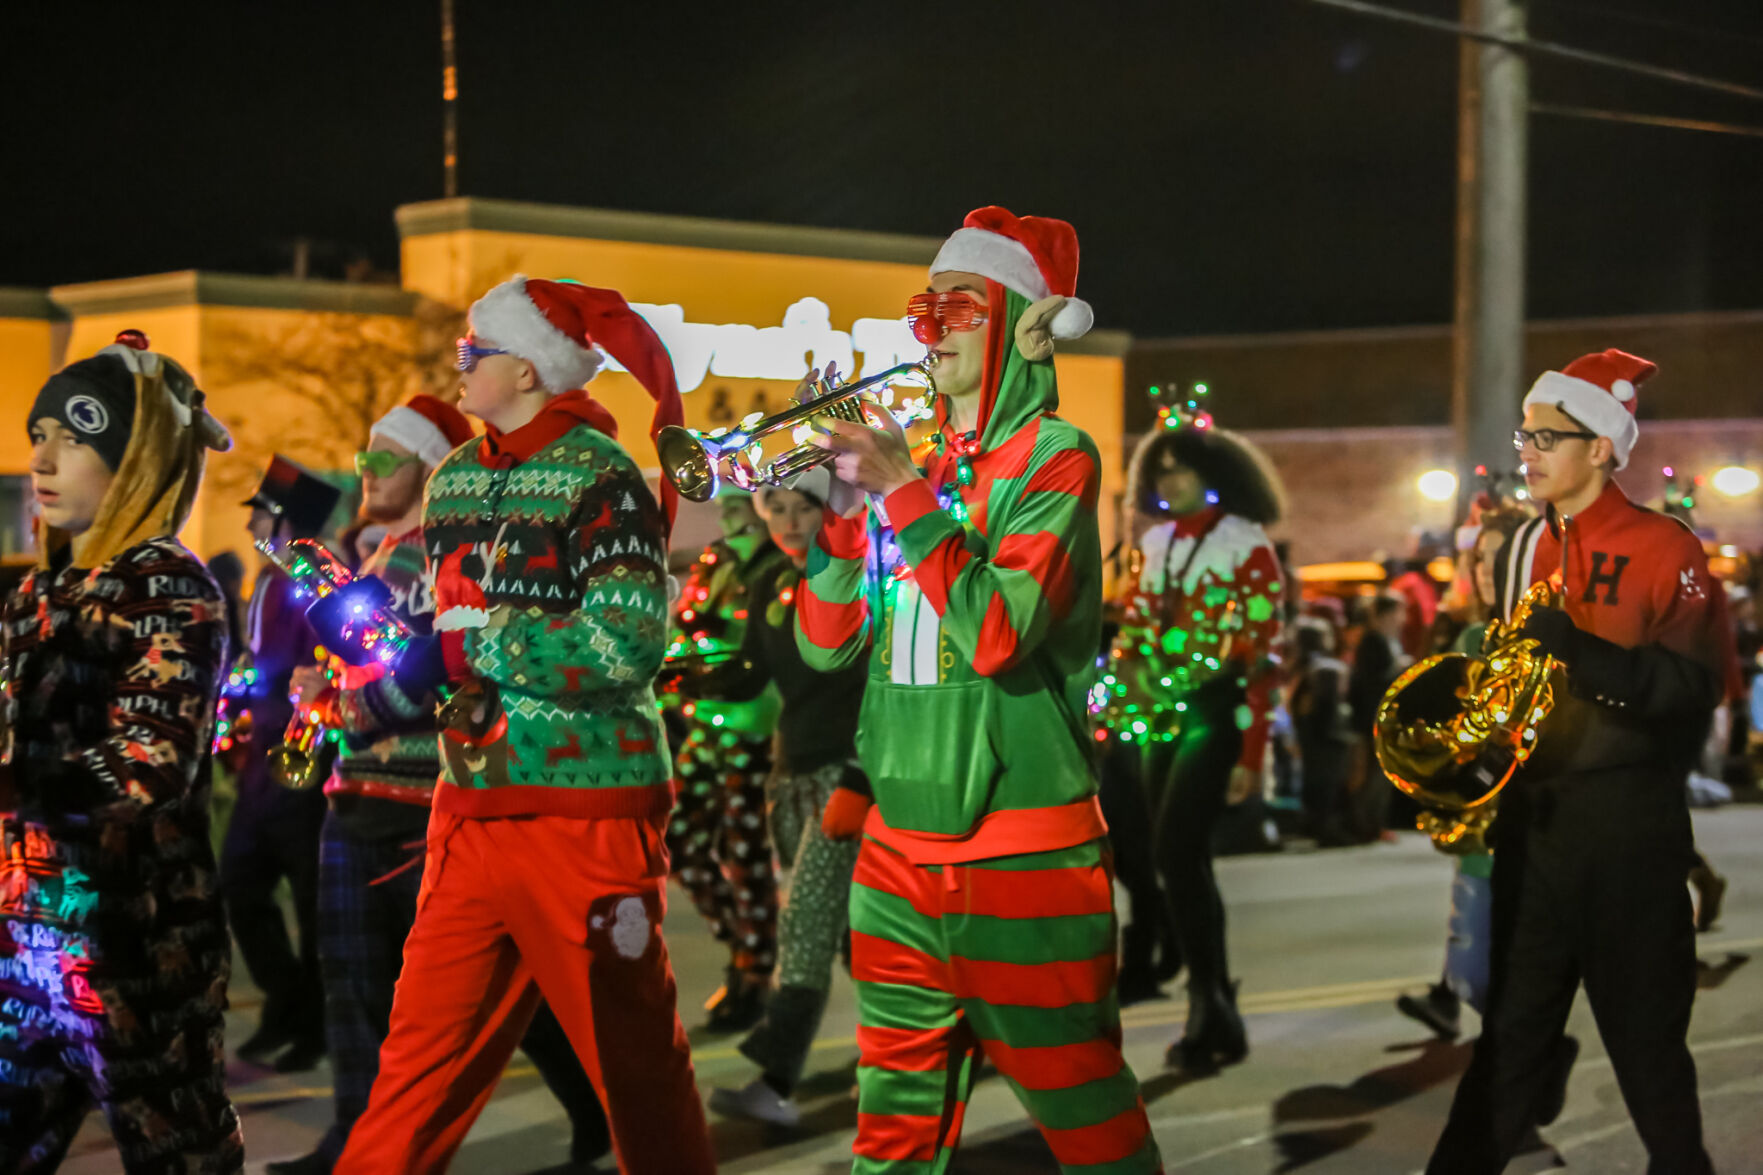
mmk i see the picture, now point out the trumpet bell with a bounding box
[657,426,718,503]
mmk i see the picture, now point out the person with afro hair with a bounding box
[1100,417,1287,1073]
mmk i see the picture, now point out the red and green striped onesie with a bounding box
[798,287,1162,1175]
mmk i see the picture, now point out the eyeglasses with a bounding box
[355,450,424,478]
[1513,428,1599,453]
[907,291,988,345]
[456,337,508,372]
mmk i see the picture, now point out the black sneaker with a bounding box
[274,1037,327,1074]
[266,1153,332,1175]
[706,983,767,1034]
[1396,983,1461,1039]
[237,1022,296,1062]
[1116,966,1167,1008]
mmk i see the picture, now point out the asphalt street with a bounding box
[59,806,1763,1174]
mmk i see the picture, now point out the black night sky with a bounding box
[10,0,1763,338]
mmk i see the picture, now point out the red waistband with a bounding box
[864,796,1108,865]
[324,777,437,807]
[432,780,674,821]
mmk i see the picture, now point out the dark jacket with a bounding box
[685,559,866,777]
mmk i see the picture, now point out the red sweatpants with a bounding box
[335,808,715,1175]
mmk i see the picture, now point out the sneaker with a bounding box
[237,1022,295,1062]
[1690,865,1727,933]
[709,1077,801,1128]
[274,1037,327,1074]
[706,979,767,1034]
[1396,983,1461,1039]
[266,1153,332,1175]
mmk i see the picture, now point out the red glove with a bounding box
[821,787,873,841]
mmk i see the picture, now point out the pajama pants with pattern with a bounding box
[667,722,777,976]
[738,761,863,1092]
[0,815,242,1174]
[848,837,1163,1175]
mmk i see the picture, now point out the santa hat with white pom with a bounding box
[1522,348,1656,471]
[466,274,686,524]
[930,206,1093,347]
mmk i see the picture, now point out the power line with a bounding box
[1541,1,1763,52]
[1532,102,1763,140]
[1303,0,1763,103]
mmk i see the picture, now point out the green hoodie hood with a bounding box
[933,284,1060,461]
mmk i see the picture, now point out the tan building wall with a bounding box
[46,274,424,562]
[0,290,69,479]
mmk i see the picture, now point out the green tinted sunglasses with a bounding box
[354,450,424,478]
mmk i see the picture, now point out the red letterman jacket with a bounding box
[1501,481,1732,776]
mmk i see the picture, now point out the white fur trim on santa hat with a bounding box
[468,275,605,394]
[757,466,832,510]
[1523,370,1641,471]
[372,405,455,469]
[931,230,1092,340]
[932,229,1049,302]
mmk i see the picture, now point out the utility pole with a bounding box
[1451,0,1528,493]
[442,0,459,198]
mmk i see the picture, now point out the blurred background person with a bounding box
[224,455,340,1072]
[1288,614,1354,847]
[1348,593,1410,844]
[1396,504,1532,1040]
[668,486,790,1030]
[696,469,871,1127]
[1107,408,1286,1074]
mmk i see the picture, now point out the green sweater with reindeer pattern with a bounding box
[421,396,673,820]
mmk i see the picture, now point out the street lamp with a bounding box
[1417,469,1458,502]
[1711,465,1760,498]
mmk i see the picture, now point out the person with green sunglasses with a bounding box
[353,448,425,480]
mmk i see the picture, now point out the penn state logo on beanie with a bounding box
[30,352,138,472]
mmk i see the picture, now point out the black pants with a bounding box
[1150,680,1244,998]
[1297,736,1352,843]
[221,783,327,1047]
[1100,735,1178,975]
[1428,769,1711,1174]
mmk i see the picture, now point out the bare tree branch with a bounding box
[202,298,463,507]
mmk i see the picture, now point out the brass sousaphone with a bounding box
[1373,579,1566,853]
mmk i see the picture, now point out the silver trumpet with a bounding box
[657,358,938,503]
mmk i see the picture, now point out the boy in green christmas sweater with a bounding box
[802,208,1163,1174]
[332,277,713,1175]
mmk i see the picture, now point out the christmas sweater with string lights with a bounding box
[420,392,674,819]
[668,537,786,737]
[1099,508,1283,767]
[796,286,1106,864]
